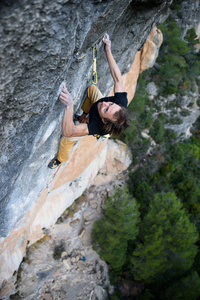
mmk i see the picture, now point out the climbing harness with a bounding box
[94,134,110,142]
[92,46,98,84]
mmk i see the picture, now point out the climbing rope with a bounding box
[46,163,62,193]
[37,163,62,198]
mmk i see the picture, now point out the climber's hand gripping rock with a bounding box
[102,33,125,93]
[59,84,89,137]
[59,84,73,108]
[103,33,111,53]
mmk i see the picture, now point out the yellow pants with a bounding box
[57,85,103,162]
[81,84,103,114]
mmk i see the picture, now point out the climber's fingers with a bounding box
[103,33,111,51]
[61,84,68,94]
[60,84,71,97]
[59,91,72,101]
[59,85,73,107]
[59,95,73,107]
[103,33,109,41]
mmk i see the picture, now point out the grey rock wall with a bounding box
[176,0,200,37]
[0,0,171,237]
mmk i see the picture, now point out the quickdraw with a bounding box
[92,46,98,84]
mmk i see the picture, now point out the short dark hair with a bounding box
[102,106,130,136]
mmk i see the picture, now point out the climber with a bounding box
[48,33,129,169]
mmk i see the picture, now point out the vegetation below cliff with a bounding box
[91,12,200,300]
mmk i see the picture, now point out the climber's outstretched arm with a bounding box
[59,85,89,137]
[103,33,125,93]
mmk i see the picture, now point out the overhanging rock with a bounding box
[0,0,171,238]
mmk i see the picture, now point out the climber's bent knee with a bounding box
[57,136,78,162]
[87,85,103,104]
[81,85,103,113]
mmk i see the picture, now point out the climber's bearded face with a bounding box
[98,101,121,122]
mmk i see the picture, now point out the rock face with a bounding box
[4,171,129,300]
[175,0,200,38]
[140,26,163,73]
[0,0,171,237]
[0,139,131,299]
[111,26,163,104]
[145,82,200,139]
[0,138,132,295]
[0,0,172,294]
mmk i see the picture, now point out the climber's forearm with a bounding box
[105,49,125,93]
[105,49,122,83]
[103,34,125,92]
[62,106,89,137]
[62,106,75,137]
[59,84,76,136]
[59,84,89,137]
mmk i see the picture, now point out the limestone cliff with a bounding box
[121,26,163,103]
[0,0,171,238]
[175,0,200,38]
[0,139,132,299]
[0,0,172,295]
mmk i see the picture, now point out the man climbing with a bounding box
[48,33,129,169]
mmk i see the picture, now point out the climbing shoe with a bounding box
[48,158,61,169]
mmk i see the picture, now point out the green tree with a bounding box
[129,76,149,116]
[155,16,200,95]
[164,129,177,143]
[159,15,189,56]
[175,174,200,208]
[170,0,183,11]
[194,254,200,276]
[91,187,140,270]
[134,181,153,217]
[131,192,198,282]
[185,27,200,50]
[92,219,128,269]
[180,142,199,167]
[163,271,200,300]
[170,143,185,164]
[149,119,165,143]
[158,54,186,94]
